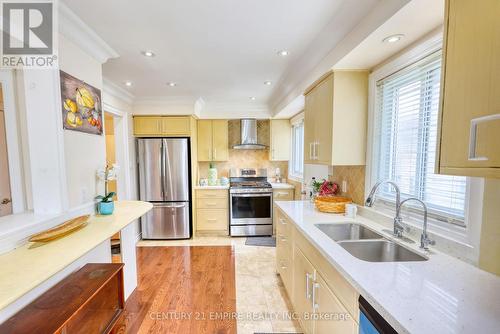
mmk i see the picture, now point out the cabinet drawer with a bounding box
[197,198,228,209]
[196,189,228,199]
[273,189,294,201]
[196,209,228,231]
[276,211,292,239]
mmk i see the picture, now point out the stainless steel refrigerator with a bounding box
[137,138,191,239]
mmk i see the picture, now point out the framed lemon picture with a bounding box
[60,71,103,135]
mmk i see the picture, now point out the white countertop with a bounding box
[270,182,295,189]
[194,185,229,190]
[0,201,152,311]
[275,200,500,334]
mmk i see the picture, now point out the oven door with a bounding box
[230,192,273,225]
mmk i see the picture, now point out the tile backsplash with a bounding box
[198,150,288,180]
[329,166,366,205]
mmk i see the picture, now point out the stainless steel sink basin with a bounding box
[338,240,428,262]
[315,223,384,241]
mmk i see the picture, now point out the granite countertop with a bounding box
[275,200,500,334]
[269,182,295,189]
[0,201,152,312]
[194,185,230,190]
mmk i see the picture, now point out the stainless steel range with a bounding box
[229,169,273,237]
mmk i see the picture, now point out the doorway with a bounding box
[105,112,121,262]
[0,84,12,217]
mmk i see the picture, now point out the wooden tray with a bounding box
[29,215,90,243]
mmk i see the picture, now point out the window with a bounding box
[290,116,304,179]
[372,50,467,224]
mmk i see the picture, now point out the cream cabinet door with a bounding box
[212,120,229,161]
[304,92,316,164]
[293,247,315,334]
[313,273,358,334]
[438,0,500,177]
[133,117,163,136]
[197,120,213,161]
[161,117,191,136]
[270,119,291,161]
[313,74,333,165]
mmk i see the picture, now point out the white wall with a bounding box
[59,35,105,208]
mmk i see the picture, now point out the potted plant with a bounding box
[95,164,119,215]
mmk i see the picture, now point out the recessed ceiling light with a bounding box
[264,81,272,86]
[277,50,289,57]
[125,81,133,87]
[141,50,155,57]
[249,96,256,101]
[167,82,177,87]
[382,34,404,43]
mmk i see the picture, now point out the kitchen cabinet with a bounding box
[133,116,193,137]
[436,0,500,178]
[293,246,315,334]
[195,189,228,234]
[275,206,360,334]
[303,71,368,166]
[197,120,229,161]
[273,188,294,235]
[270,119,291,161]
[276,209,294,292]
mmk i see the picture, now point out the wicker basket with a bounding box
[314,196,352,214]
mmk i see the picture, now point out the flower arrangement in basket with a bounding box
[312,179,351,214]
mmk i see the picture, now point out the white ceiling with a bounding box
[334,0,444,70]
[62,0,380,110]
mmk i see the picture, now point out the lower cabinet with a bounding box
[276,207,359,334]
[195,189,229,235]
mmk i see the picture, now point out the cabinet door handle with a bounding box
[207,219,217,222]
[278,234,286,242]
[468,114,500,161]
[214,148,217,160]
[305,273,312,300]
[309,143,313,160]
[279,218,287,225]
[312,282,319,309]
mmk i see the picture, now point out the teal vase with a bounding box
[98,201,114,215]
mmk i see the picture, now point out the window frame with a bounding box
[289,112,304,181]
[365,32,483,245]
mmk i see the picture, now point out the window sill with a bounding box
[287,174,303,183]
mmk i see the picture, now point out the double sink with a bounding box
[315,223,427,262]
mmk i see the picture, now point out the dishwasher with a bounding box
[359,296,398,334]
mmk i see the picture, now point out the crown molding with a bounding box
[59,2,119,64]
[103,77,135,105]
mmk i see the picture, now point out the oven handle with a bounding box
[230,193,273,198]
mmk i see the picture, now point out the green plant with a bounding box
[95,192,116,203]
[209,162,215,169]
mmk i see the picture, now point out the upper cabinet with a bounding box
[270,119,291,161]
[304,71,368,166]
[133,116,193,137]
[437,0,500,178]
[197,120,229,162]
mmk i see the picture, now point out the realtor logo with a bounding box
[1,0,57,68]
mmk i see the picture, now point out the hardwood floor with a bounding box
[112,246,237,334]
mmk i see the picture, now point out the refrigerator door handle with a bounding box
[161,139,166,199]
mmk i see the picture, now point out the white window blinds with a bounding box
[290,121,304,178]
[373,51,467,223]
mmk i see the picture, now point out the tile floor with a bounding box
[138,237,302,334]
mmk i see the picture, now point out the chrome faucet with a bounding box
[397,198,435,250]
[365,181,404,237]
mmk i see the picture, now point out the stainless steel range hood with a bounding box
[233,119,267,150]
